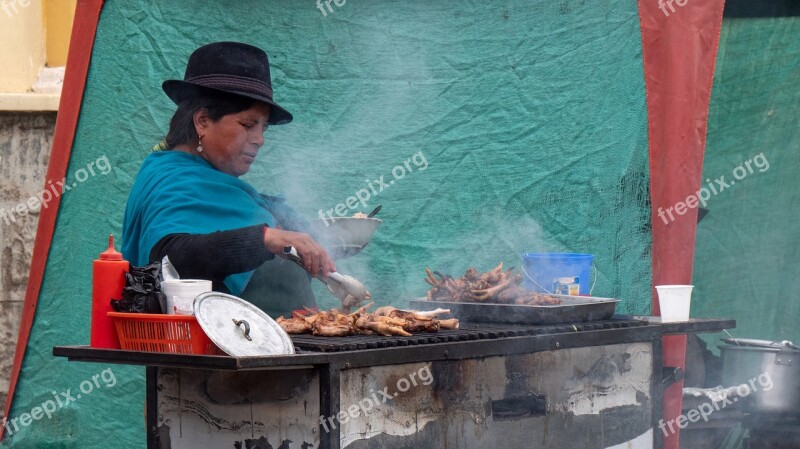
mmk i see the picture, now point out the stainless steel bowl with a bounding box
[309,217,382,259]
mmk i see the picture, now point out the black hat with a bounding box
[162,42,293,125]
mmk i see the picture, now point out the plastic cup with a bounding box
[161,280,212,315]
[656,285,694,322]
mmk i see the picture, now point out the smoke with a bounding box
[356,206,565,307]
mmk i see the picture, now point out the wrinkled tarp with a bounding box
[694,14,800,345]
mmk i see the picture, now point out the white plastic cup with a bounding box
[161,280,212,315]
[656,285,694,322]
[165,296,179,316]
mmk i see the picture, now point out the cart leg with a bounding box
[319,362,342,449]
[147,366,159,449]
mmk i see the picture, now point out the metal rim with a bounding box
[720,338,800,352]
[193,292,295,356]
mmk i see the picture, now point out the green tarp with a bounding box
[694,14,800,347]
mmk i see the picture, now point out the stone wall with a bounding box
[0,112,56,416]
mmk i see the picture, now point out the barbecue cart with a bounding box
[54,317,733,449]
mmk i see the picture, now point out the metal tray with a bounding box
[407,295,620,325]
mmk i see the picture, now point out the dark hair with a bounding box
[165,92,257,148]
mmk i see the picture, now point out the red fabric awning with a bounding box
[1,0,106,440]
[638,0,727,447]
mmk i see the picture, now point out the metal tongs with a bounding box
[280,246,371,309]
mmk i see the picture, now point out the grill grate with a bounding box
[290,318,647,352]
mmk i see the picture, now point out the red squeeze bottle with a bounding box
[90,234,129,349]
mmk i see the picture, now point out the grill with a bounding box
[55,317,735,449]
[290,317,647,352]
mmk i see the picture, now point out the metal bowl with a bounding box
[310,217,382,259]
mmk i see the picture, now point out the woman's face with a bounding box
[197,102,271,177]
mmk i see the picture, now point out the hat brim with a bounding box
[162,80,293,125]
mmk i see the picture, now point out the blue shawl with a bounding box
[122,150,276,294]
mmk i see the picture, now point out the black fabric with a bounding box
[149,224,274,292]
[239,258,317,319]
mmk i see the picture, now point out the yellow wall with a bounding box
[0,0,46,92]
[44,0,76,67]
[0,0,76,94]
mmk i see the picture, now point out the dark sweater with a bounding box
[149,224,274,292]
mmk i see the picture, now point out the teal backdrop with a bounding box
[694,12,800,348]
[5,0,653,446]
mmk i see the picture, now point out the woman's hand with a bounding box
[263,227,336,277]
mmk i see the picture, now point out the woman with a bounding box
[122,42,335,317]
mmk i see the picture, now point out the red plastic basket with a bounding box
[108,312,220,355]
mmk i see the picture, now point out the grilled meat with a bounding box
[277,305,458,337]
[425,263,562,305]
[275,316,312,334]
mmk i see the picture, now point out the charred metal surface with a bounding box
[205,369,314,404]
[155,368,320,448]
[338,343,653,449]
[577,352,633,390]
[503,353,534,399]
[156,424,171,449]
[491,394,547,420]
[341,410,654,449]
[290,319,647,352]
[233,436,309,449]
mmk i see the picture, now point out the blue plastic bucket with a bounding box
[521,253,594,295]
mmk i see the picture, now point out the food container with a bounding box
[521,253,593,295]
[108,312,219,355]
[91,234,129,349]
[408,295,619,325]
[309,217,382,259]
[161,279,212,315]
[719,338,800,414]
